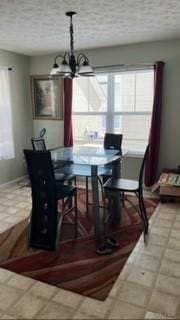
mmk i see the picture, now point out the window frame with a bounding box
[73,65,154,157]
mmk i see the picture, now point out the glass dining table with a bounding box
[51,146,122,249]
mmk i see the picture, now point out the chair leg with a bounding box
[74,191,78,238]
[140,194,149,233]
[86,176,89,214]
[56,213,64,249]
[102,200,107,237]
[121,191,125,207]
[27,211,32,250]
[138,193,149,238]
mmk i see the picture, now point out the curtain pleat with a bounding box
[63,78,73,147]
[145,61,165,186]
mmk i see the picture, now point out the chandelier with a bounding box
[50,11,94,78]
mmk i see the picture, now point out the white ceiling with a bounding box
[0,0,180,56]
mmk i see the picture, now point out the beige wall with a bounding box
[0,49,33,184]
[30,39,180,179]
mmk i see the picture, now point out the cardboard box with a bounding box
[151,172,180,200]
[160,185,180,197]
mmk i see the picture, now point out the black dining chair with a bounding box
[104,133,123,151]
[31,137,76,184]
[85,133,123,213]
[24,149,78,251]
[103,144,150,241]
[102,133,123,183]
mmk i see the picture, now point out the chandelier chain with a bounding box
[70,16,74,54]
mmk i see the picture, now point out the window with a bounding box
[0,68,15,160]
[72,68,154,153]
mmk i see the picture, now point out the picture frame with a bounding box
[31,75,64,120]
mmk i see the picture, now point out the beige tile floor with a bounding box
[0,181,180,319]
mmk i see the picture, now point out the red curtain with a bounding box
[145,61,165,186]
[64,78,73,147]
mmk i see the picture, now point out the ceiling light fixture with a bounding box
[50,11,94,78]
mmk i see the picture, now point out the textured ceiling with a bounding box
[0,0,180,56]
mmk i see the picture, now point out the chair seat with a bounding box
[104,177,139,192]
[56,182,76,199]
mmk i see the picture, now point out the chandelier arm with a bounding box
[55,53,70,63]
[77,53,89,65]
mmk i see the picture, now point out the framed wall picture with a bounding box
[31,75,63,120]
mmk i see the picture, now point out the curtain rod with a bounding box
[94,63,153,72]
[95,63,154,68]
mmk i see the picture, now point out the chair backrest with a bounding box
[31,137,46,150]
[139,144,150,190]
[24,149,57,250]
[104,133,123,155]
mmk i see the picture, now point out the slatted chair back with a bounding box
[24,149,58,250]
[104,133,123,155]
[31,137,46,151]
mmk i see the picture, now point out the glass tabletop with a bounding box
[51,146,121,166]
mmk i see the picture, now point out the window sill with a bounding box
[123,149,144,159]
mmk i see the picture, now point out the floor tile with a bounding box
[127,266,156,288]
[109,279,124,298]
[36,301,73,319]
[117,281,150,307]
[136,243,164,259]
[7,274,35,291]
[79,297,113,318]
[170,229,180,239]
[0,222,12,233]
[172,221,180,230]
[150,226,171,238]
[164,248,180,263]
[152,218,173,228]
[168,238,180,250]
[148,290,178,318]
[160,259,180,278]
[144,233,168,247]
[9,293,46,319]
[29,281,57,299]
[0,269,14,283]
[145,311,174,319]
[108,300,145,319]
[0,314,16,319]
[155,274,180,296]
[0,284,23,311]
[133,253,161,272]
[72,310,96,319]
[52,289,83,309]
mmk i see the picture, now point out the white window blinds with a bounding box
[0,68,15,159]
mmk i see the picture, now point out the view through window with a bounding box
[72,68,154,153]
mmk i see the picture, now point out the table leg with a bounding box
[91,165,103,247]
[111,158,122,224]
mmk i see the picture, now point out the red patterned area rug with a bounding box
[0,189,159,301]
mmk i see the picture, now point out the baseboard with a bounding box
[0,175,28,189]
